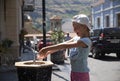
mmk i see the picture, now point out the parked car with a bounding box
[37,39,53,51]
[90,27,120,59]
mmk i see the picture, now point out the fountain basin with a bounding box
[15,60,54,81]
[15,60,53,67]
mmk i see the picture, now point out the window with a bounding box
[117,13,120,27]
[97,17,100,27]
[106,15,110,27]
[23,0,35,12]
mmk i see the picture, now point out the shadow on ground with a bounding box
[89,55,120,61]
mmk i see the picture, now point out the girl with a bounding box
[37,14,92,81]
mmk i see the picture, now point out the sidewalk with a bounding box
[0,49,71,81]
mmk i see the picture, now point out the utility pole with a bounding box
[42,0,47,60]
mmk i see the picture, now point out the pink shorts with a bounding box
[71,71,90,81]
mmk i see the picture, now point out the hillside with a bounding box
[30,0,94,19]
[25,0,96,31]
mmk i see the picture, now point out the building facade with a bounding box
[50,15,62,31]
[0,0,35,65]
[0,0,23,65]
[91,0,120,29]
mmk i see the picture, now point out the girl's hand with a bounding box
[37,53,48,60]
[37,47,58,60]
[37,48,47,59]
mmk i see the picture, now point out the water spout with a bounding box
[33,50,38,64]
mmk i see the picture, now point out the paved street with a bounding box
[0,50,120,81]
[89,54,120,81]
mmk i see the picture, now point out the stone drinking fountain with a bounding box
[15,45,54,81]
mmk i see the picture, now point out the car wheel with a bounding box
[92,48,100,59]
[101,53,105,57]
[116,53,120,59]
[93,52,100,59]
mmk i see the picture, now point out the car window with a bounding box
[104,28,120,38]
[90,32,94,36]
[93,29,102,36]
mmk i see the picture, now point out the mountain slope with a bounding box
[26,0,96,31]
[34,0,93,18]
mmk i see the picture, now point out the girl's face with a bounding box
[73,22,88,37]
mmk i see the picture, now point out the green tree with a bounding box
[51,30,64,44]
